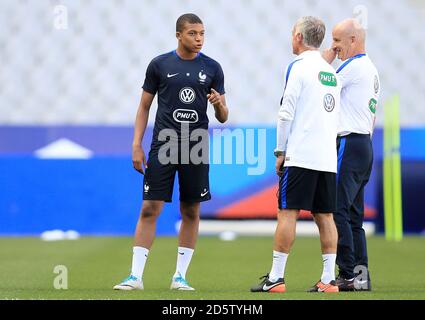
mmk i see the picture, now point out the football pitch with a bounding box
[1,236,424,300]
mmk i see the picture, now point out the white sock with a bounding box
[268,251,289,282]
[173,247,194,279]
[131,247,149,281]
[321,254,336,284]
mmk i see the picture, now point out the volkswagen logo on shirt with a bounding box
[374,75,380,94]
[323,93,335,112]
[179,87,196,104]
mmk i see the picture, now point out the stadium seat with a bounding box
[0,0,424,126]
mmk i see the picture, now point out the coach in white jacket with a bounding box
[251,16,341,293]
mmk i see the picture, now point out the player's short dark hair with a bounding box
[176,13,203,32]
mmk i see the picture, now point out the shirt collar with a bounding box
[297,50,321,59]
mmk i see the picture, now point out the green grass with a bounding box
[0,236,424,300]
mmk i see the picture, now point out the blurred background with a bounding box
[1,0,425,237]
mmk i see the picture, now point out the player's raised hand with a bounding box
[207,88,221,107]
[322,47,337,64]
[132,145,148,175]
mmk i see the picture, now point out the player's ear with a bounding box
[176,32,181,40]
[294,32,302,44]
[297,33,304,43]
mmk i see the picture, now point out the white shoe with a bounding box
[170,273,195,291]
[113,275,144,290]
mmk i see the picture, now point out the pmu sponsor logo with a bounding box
[369,98,377,114]
[173,109,199,123]
[319,71,337,87]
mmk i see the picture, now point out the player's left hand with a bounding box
[207,88,221,107]
[275,155,285,177]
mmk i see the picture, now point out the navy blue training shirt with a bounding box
[142,50,225,152]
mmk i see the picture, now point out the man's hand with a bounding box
[322,47,337,64]
[208,88,228,123]
[132,145,147,175]
[275,155,285,177]
[207,88,222,107]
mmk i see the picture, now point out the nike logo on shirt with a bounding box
[201,190,209,197]
[167,73,179,78]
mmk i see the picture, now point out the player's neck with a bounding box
[175,47,199,60]
[297,47,318,56]
[350,48,366,58]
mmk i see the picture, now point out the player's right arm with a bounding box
[132,91,155,175]
[275,62,303,176]
[133,58,160,174]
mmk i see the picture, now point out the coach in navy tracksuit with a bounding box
[323,19,380,291]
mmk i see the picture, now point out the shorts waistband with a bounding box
[338,133,371,138]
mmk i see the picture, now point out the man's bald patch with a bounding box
[334,18,366,43]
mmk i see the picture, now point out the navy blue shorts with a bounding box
[142,150,211,203]
[278,166,336,213]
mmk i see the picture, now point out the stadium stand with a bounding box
[0,0,424,126]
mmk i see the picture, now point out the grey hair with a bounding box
[294,16,326,49]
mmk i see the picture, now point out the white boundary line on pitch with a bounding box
[176,220,376,237]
